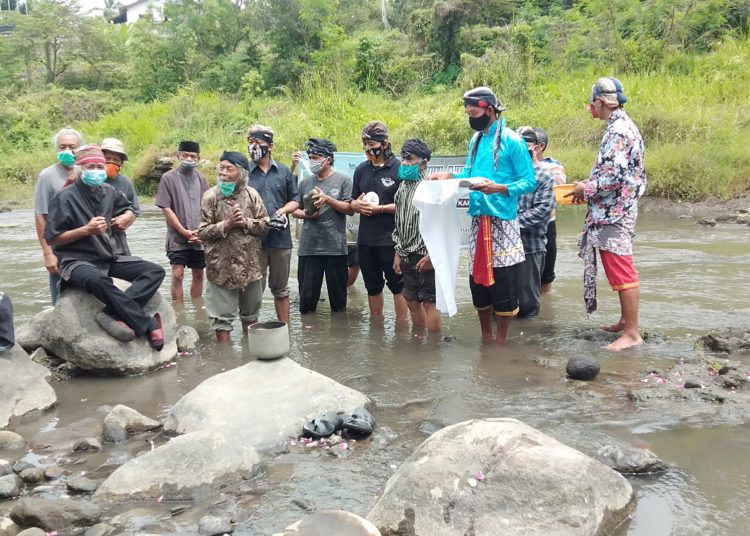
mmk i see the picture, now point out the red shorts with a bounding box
[600,250,639,291]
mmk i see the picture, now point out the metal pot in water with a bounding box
[248,321,290,360]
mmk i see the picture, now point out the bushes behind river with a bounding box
[1,38,749,205]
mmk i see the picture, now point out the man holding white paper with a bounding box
[429,86,535,344]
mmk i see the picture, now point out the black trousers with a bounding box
[66,259,165,337]
[298,255,348,314]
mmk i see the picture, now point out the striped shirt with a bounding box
[517,162,556,254]
[393,178,427,257]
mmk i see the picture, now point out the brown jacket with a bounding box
[198,176,269,289]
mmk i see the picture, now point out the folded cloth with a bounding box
[471,215,495,287]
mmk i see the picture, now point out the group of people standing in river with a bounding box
[29,78,646,353]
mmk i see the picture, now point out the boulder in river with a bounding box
[0,474,22,500]
[33,417,104,452]
[699,327,750,355]
[274,511,381,536]
[176,325,200,352]
[596,444,668,475]
[103,404,162,435]
[0,345,57,429]
[94,430,260,502]
[163,357,371,451]
[16,282,176,375]
[10,498,101,533]
[566,356,600,381]
[0,431,25,451]
[367,418,634,536]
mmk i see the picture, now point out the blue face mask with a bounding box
[57,150,75,167]
[218,180,236,197]
[397,163,421,181]
[81,169,107,187]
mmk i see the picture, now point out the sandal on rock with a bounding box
[302,411,344,439]
[343,407,375,436]
[95,311,135,343]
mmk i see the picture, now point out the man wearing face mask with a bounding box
[34,127,84,305]
[291,138,353,314]
[45,145,166,351]
[246,124,300,324]
[100,138,140,257]
[429,87,535,344]
[351,121,408,319]
[515,126,556,318]
[156,141,209,302]
[392,138,441,332]
[198,152,269,342]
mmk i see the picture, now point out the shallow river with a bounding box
[1,206,749,535]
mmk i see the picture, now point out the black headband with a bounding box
[248,130,274,144]
[305,138,337,158]
[220,151,250,172]
[400,138,432,161]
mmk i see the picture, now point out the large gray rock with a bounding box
[700,327,750,354]
[0,346,57,429]
[10,498,101,532]
[0,474,22,499]
[16,282,176,375]
[94,430,260,502]
[596,444,668,475]
[274,511,381,536]
[0,431,25,450]
[103,405,162,434]
[367,418,634,536]
[198,513,233,535]
[164,357,371,451]
[176,325,200,352]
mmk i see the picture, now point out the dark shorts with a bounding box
[358,244,403,296]
[469,263,521,316]
[347,244,359,268]
[541,220,557,284]
[400,254,436,303]
[167,249,206,270]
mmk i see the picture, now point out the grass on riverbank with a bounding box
[2,38,749,207]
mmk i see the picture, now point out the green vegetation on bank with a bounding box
[1,0,749,205]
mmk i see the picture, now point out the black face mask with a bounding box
[249,143,269,162]
[528,151,534,159]
[469,113,492,132]
[365,146,383,158]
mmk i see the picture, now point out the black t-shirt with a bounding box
[351,156,400,247]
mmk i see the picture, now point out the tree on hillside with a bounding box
[3,0,81,84]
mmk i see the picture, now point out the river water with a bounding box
[1,206,749,535]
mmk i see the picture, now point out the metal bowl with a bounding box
[248,321,290,360]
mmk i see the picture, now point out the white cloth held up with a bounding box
[412,178,484,317]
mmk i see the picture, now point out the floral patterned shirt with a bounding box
[584,108,646,226]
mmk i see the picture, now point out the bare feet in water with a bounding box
[604,332,643,351]
[601,319,625,333]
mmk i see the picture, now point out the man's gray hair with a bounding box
[52,127,84,148]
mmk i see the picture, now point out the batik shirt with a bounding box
[584,108,646,226]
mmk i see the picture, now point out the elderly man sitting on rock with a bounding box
[44,145,166,350]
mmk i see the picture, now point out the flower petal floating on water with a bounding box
[156,495,163,503]
[467,478,478,488]
[290,440,297,446]
[475,471,486,481]
[339,442,348,450]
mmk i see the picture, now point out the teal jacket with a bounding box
[455,118,536,219]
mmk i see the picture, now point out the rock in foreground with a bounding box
[699,327,750,355]
[10,498,101,532]
[94,431,259,502]
[367,418,634,536]
[0,345,57,429]
[164,357,370,451]
[274,511,381,536]
[566,356,600,381]
[16,283,176,375]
